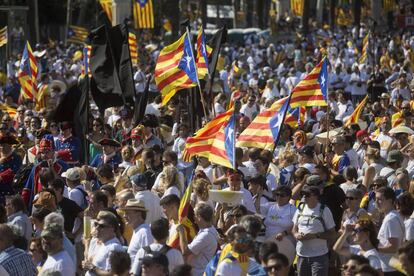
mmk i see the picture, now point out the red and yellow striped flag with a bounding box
[133,0,154,29]
[67,25,88,44]
[237,97,304,150]
[183,109,233,161]
[155,33,196,106]
[344,95,368,127]
[290,57,328,108]
[359,32,370,65]
[128,32,138,66]
[0,26,7,48]
[383,0,396,12]
[0,104,16,117]
[167,181,197,249]
[196,27,209,79]
[18,41,38,101]
[36,83,48,111]
[99,0,113,24]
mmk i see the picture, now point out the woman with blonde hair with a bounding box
[278,149,297,187]
[362,147,384,189]
[190,177,213,208]
[214,93,227,114]
[154,165,182,198]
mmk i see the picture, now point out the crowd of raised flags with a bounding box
[1,9,414,276]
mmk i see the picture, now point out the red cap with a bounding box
[356,130,368,139]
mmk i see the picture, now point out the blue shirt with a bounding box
[0,246,37,276]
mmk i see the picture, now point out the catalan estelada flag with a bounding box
[36,83,48,111]
[183,109,233,161]
[291,0,304,16]
[99,0,113,24]
[290,57,328,108]
[237,96,293,150]
[209,112,237,169]
[81,45,91,78]
[155,33,197,106]
[359,32,370,65]
[67,25,88,44]
[167,181,197,249]
[344,95,368,127]
[18,42,38,101]
[196,27,209,79]
[0,26,7,48]
[128,31,138,66]
[133,0,154,29]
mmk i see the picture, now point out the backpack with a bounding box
[12,163,34,194]
[74,186,88,209]
[295,202,327,231]
[143,244,171,256]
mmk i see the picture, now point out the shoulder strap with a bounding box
[143,246,152,255]
[319,204,327,232]
[159,244,171,255]
[384,169,395,180]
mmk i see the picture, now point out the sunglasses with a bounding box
[94,222,110,229]
[345,196,357,200]
[353,227,367,234]
[274,193,289,197]
[264,264,283,272]
[342,264,357,271]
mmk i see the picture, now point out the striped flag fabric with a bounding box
[133,0,154,29]
[18,42,38,101]
[81,45,91,78]
[237,96,296,150]
[0,26,7,48]
[383,0,396,12]
[344,95,368,127]
[196,27,209,79]
[36,83,48,110]
[290,57,328,108]
[0,103,16,117]
[167,181,197,249]
[359,32,370,65]
[67,25,88,44]
[128,32,138,66]
[99,0,113,24]
[183,109,233,161]
[155,33,197,106]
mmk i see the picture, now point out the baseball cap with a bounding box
[41,223,63,239]
[62,168,81,181]
[306,175,324,187]
[130,173,148,189]
[386,150,404,164]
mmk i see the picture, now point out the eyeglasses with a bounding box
[264,264,283,272]
[345,196,357,200]
[341,264,357,271]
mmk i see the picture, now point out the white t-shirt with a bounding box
[128,224,154,262]
[188,227,218,276]
[292,203,336,257]
[42,250,75,276]
[264,203,297,239]
[377,210,405,272]
[377,133,393,159]
[405,217,414,241]
[349,245,382,270]
[240,104,259,120]
[131,243,184,274]
[86,237,125,276]
[68,185,86,208]
[135,190,164,225]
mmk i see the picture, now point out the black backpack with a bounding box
[143,244,171,256]
[12,164,34,194]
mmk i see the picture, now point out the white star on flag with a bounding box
[185,54,192,69]
[320,74,326,87]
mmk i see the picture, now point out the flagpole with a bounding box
[271,94,292,157]
[185,26,208,119]
[325,57,330,158]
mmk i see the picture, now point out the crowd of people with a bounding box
[0,16,413,276]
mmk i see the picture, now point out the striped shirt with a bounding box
[0,246,37,276]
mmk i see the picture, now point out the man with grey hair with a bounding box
[44,212,77,270]
[41,223,75,276]
[0,224,36,276]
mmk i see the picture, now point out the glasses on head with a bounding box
[345,196,357,201]
[264,264,283,273]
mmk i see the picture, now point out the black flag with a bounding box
[89,23,135,113]
[133,76,151,127]
[207,26,227,86]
